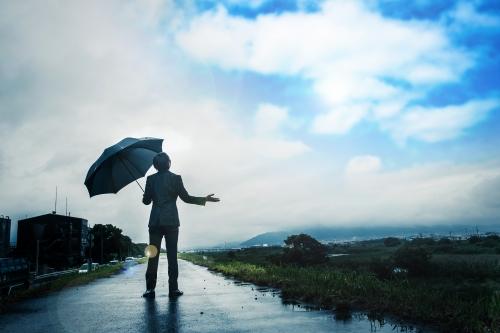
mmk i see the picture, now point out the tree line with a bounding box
[87,224,147,263]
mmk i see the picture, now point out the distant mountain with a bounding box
[240,231,290,247]
[239,224,500,247]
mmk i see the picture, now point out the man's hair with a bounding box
[153,152,170,171]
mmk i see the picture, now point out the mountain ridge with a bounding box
[239,224,500,247]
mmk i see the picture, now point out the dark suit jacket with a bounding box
[142,170,206,227]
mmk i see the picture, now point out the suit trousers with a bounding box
[145,225,179,292]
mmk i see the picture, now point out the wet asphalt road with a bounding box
[0,257,423,333]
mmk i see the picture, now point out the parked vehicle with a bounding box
[108,260,119,265]
[78,263,99,274]
[123,257,137,267]
[0,257,30,296]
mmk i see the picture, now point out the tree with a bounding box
[121,235,132,259]
[90,224,141,262]
[392,246,431,277]
[383,237,401,247]
[281,234,328,266]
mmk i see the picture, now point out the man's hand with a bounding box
[206,194,220,202]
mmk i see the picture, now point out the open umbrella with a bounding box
[84,137,163,197]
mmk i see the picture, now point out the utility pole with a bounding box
[87,229,93,273]
[54,186,58,214]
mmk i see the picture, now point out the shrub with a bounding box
[481,239,499,248]
[437,237,452,244]
[368,258,394,280]
[485,234,500,241]
[435,261,500,281]
[281,234,328,266]
[468,235,482,244]
[435,237,454,253]
[434,244,454,253]
[410,237,435,246]
[266,254,282,265]
[392,246,432,277]
[481,235,500,248]
[383,237,401,247]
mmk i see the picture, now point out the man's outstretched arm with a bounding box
[178,176,220,205]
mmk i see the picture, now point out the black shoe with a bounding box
[142,289,155,298]
[169,289,183,298]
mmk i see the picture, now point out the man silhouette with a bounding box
[142,152,219,298]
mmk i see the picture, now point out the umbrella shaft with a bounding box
[133,178,145,193]
[118,156,145,193]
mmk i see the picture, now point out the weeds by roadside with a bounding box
[179,248,500,333]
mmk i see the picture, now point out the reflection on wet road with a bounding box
[0,257,430,332]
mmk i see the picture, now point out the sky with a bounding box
[0,0,499,248]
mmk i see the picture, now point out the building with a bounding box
[16,213,89,270]
[0,216,11,257]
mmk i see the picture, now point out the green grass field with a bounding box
[180,236,500,333]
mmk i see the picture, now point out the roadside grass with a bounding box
[136,257,148,264]
[0,264,124,312]
[179,249,500,333]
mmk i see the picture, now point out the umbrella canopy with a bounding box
[85,137,163,197]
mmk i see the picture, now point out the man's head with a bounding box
[153,152,171,171]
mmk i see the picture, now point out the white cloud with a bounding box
[373,96,413,119]
[311,103,369,134]
[331,162,500,224]
[175,1,484,141]
[177,3,463,79]
[255,103,289,134]
[345,155,382,176]
[386,98,500,143]
[253,103,310,157]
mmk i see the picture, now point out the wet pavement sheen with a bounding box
[0,257,426,333]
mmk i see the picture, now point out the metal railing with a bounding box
[34,269,78,282]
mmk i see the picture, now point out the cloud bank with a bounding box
[176,1,499,143]
[0,1,499,248]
